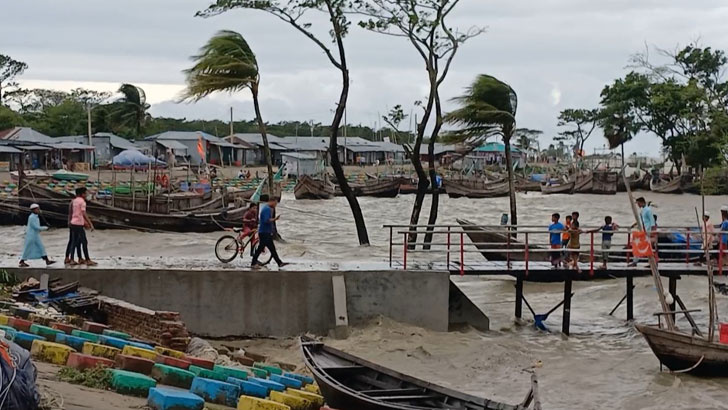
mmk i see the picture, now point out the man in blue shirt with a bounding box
[720,206,728,262]
[548,213,564,268]
[629,197,656,266]
[251,195,287,269]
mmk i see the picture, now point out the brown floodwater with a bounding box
[2,191,728,409]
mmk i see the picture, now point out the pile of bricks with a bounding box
[97,296,190,351]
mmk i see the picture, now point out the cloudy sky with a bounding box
[3,0,727,155]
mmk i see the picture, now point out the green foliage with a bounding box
[57,366,112,390]
[0,54,28,105]
[702,166,728,195]
[111,84,151,138]
[556,108,599,154]
[0,105,24,129]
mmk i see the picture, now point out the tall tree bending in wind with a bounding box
[181,30,275,196]
[0,54,28,106]
[356,0,484,246]
[113,83,150,138]
[199,0,370,245]
[446,75,520,225]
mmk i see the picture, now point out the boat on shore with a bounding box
[443,178,510,198]
[650,175,695,194]
[617,173,644,192]
[540,180,575,195]
[635,324,728,376]
[51,169,89,181]
[301,336,537,410]
[336,178,402,198]
[294,175,335,200]
[10,170,51,183]
[592,171,618,195]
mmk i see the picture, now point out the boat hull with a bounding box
[636,324,728,376]
[592,171,618,195]
[540,180,575,195]
[443,179,510,198]
[294,175,335,200]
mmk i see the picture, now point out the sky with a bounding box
[2,0,728,156]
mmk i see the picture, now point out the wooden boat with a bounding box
[516,176,542,192]
[574,173,593,193]
[617,174,643,192]
[10,170,51,182]
[635,324,728,376]
[358,178,401,197]
[443,179,510,198]
[19,183,244,232]
[457,219,549,262]
[592,171,618,195]
[294,175,335,200]
[301,337,535,410]
[51,170,89,181]
[540,180,575,195]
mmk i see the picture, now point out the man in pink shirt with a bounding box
[67,187,96,266]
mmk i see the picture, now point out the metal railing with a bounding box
[384,223,728,276]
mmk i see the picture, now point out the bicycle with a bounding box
[215,228,273,265]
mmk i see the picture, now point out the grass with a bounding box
[57,365,112,390]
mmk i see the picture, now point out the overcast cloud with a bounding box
[2,0,728,155]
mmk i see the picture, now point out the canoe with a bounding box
[540,180,575,195]
[635,323,728,376]
[443,179,510,198]
[52,170,89,181]
[294,175,335,200]
[301,336,532,410]
[592,171,618,195]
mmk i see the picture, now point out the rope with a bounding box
[669,355,704,374]
[276,203,351,223]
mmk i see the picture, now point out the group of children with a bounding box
[549,211,619,272]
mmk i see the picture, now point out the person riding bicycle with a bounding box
[241,202,258,239]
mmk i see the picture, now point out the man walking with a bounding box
[69,187,97,266]
[251,195,288,269]
[19,204,55,267]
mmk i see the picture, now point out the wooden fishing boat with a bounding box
[301,337,536,410]
[294,175,335,200]
[443,179,510,198]
[457,219,549,262]
[10,170,51,183]
[336,178,401,197]
[18,183,244,232]
[635,324,728,376]
[516,176,542,192]
[617,174,643,192]
[51,170,89,181]
[540,180,575,195]
[592,171,618,195]
[650,175,695,194]
[574,173,593,194]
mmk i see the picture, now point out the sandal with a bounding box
[18,261,29,267]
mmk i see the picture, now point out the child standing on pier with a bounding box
[591,216,618,269]
[549,213,564,268]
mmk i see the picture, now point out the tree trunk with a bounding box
[504,132,517,227]
[251,83,275,198]
[424,88,444,248]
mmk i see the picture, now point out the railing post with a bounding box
[403,232,408,270]
[626,232,632,265]
[589,232,594,276]
[447,226,451,267]
[720,240,724,276]
[460,232,464,276]
[506,226,511,270]
[685,231,690,265]
[524,232,529,277]
[389,226,393,267]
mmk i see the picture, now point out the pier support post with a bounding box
[668,276,677,323]
[626,276,634,321]
[562,278,572,336]
[515,277,524,320]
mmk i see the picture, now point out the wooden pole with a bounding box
[130,166,135,212]
[626,276,634,320]
[696,168,717,341]
[515,277,523,320]
[562,278,572,336]
[146,160,152,212]
[111,166,116,208]
[622,171,674,330]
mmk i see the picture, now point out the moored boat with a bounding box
[617,173,643,192]
[294,175,335,200]
[443,178,510,198]
[10,170,51,183]
[635,324,728,376]
[516,176,542,192]
[540,180,575,195]
[650,175,695,194]
[574,172,593,193]
[301,336,536,410]
[51,169,89,181]
[592,171,618,195]
[337,178,401,198]
[457,219,548,262]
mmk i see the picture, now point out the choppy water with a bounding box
[2,191,728,409]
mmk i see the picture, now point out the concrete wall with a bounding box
[8,269,450,338]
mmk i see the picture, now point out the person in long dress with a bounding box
[19,204,55,267]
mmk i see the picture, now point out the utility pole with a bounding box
[87,105,94,167]
[229,107,234,137]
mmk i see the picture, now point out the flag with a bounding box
[631,231,653,257]
[197,135,205,161]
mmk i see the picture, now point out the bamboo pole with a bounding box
[622,170,675,330]
[146,160,152,212]
[111,166,116,208]
[130,166,135,212]
[697,169,717,342]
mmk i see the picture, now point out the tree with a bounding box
[598,80,641,167]
[357,0,484,246]
[199,0,370,245]
[445,74,520,225]
[112,84,150,138]
[381,104,407,144]
[0,55,27,106]
[0,105,24,129]
[182,30,276,196]
[514,128,542,162]
[556,108,599,157]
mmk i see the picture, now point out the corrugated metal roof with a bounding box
[0,146,22,154]
[0,127,54,143]
[108,135,137,150]
[156,140,188,150]
[281,152,318,160]
[209,140,238,148]
[145,131,221,143]
[49,142,95,150]
[229,133,286,145]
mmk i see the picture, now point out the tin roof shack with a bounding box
[281,152,325,177]
[226,133,287,166]
[0,144,22,171]
[464,141,524,170]
[279,137,329,164]
[418,143,458,166]
[146,131,246,167]
[0,127,55,169]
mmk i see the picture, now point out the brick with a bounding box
[127,341,155,350]
[71,329,101,344]
[227,377,269,399]
[0,314,10,326]
[99,335,131,350]
[147,387,204,410]
[51,322,78,335]
[232,355,255,367]
[213,365,249,381]
[14,331,45,350]
[82,342,121,360]
[66,352,114,371]
[30,340,75,365]
[270,375,302,390]
[115,354,156,375]
[102,329,130,340]
[284,373,314,386]
[9,318,32,333]
[189,377,240,407]
[269,391,311,410]
[83,321,109,334]
[122,345,158,361]
[244,351,267,362]
[110,369,157,397]
[56,333,89,351]
[302,384,320,395]
[285,388,323,408]
[188,365,228,382]
[30,324,65,342]
[254,363,282,376]
[186,356,215,370]
[237,396,290,410]
[247,367,268,379]
[154,346,186,359]
[248,378,286,392]
[0,325,17,341]
[150,364,196,389]
[155,355,191,370]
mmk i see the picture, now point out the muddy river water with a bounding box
[1,191,728,409]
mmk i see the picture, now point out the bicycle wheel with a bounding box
[251,242,274,266]
[215,235,240,263]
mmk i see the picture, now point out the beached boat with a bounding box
[10,170,51,183]
[635,324,728,376]
[301,337,536,410]
[540,180,575,195]
[650,175,695,194]
[51,170,89,181]
[443,178,510,198]
[592,171,618,195]
[516,176,542,192]
[19,183,244,232]
[294,175,335,200]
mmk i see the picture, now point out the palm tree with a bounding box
[445,74,520,226]
[181,30,274,196]
[114,83,150,138]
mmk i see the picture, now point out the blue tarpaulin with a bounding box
[112,150,166,168]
